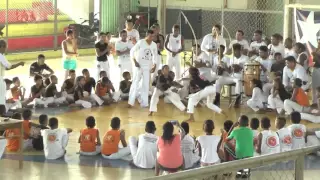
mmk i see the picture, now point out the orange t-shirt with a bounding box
[5,128,21,152]
[80,128,98,152]
[96,83,109,97]
[23,120,30,140]
[101,130,120,155]
[295,88,309,107]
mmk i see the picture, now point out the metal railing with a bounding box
[144,145,320,180]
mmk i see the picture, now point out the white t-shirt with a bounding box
[255,57,274,82]
[249,41,267,52]
[287,124,306,150]
[125,29,140,46]
[260,130,280,155]
[277,127,293,152]
[167,34,182,55]
[268,44,285,59]
[130,39,158,68]
[134,133,157,169]
[196,135,220,164]
[41,128,68,160]
[115,40,133,64]
[285,48,297,59]
[195,52,211,75]
[282,63,309,89]
[251,87,267,104]
[181,134,200,169]
[201,34,227,54]
[229,55,249,79]
[229,39,250,50]
[0,54,11,77]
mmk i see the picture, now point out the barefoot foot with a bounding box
[148,112,153,116]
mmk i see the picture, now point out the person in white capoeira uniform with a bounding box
[268,33,285,59]
[249,30,267,58]
[256,117,280,155]
[0,40,25,109]
[275,117,292,152]
[186,67,226,122]
[227,30,250,55]
[215,43,249,107]
[128,30,157,108]
[125,19,140,46]
[165,24,184,80]
[115,30,133,78]
[284,38,297,59]
[95,32,110,79]
[294,42,309,70]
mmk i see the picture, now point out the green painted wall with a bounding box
[130,0,139,12]
[101,0,119,33]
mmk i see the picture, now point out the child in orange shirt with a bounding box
[101,117,131,160]
[0,105,8,158]
[78,116,101,155]
[4,113,22,152]
[291,78,309,107]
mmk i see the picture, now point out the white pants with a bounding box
[167,55,181,80]
[149,88,186,112]
[247,99,264,112]
[0,78,6,105]
[284,99,304,114]
[300,113,320,123]
[178,79,190,99]
[80,146,101,156]
[263,83,273,97]
[0,139,6,159]
[5,101,22,112]
[128,67,150,107]
[34,97,55,108]
[101,92,121,102]
[187,85,222,114]
[199,70,219,83]
[102,146,131,160]
[151,54,162,80]
[129,136,156,169]
[62,91,74,102]
[75,94,104,108]
[97,61,110,79]
[216,74,243,94]
[306,135,320,147]
[119,60,133,79]
[268,95,284,114]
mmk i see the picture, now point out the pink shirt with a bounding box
[157,134,183,168]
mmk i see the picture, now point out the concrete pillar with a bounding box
[157,0,166,34]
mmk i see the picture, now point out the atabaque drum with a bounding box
[243,60,261,96]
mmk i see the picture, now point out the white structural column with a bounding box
[157,0,166,34]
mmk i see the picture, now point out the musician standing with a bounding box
[201,24,226,62]
[215,44,249,107]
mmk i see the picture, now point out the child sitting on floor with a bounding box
[22,109,38,150]
[128,121,157,169]
[180,121,200,169]
[196,119,221,166]
[4,113,22,152]
[9,77,26,107]
[0,105,6,158]
[5,79,22,112]
[256,117,280,155]
[101,117,131,160]
[119,71,132,100]
[31,114,49,151]
[287,111,306,149]
[41,117,73,160]
[220,120,234,162]
[275,117,292,152]
[250,118,260,156]
[79,116,101,156]
[44,75,67,106]
[61,69,76,102]
[30,75,52,108]
[96,77,120,104]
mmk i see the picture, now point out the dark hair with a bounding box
[4,79,12,85]
[66,29,73,36]
[0,105,6,116]
[291,111,301,124]
[162,122,174,143]
[12,112,22,120]
[120,30,127,35]
[76,76,85,87]
[38,54,45,59]
[189,67,200,77]
[274,52,282,57]
[259,45,268,52]
[110,117,121,129]
[219,45,226,53]
[254,30,262,35]
[181,122,189,134]
[145,121,156,133]
[252,79,263,91]
[126,19,133,23]
[271,33,282,40]
[49,117,58,128]
[162,65,169,70]
[277,116,286,128]
[232,43,242,51]
[150,25,157,29]
[0,40,7,48]
[101,76,109,84]
[250,118,260,130]
[146,29,154,35]
[294,78,302,87]
[274,78,291,101]
[223,120,233,132]
[285,56,296,63]
[86,116,96,128]
[99,32,106,36]
[22,109,32,120]
[173,24,180,29]
[99,70,107,77]
[69,69,75,74]
[295,42,306,52]
[122,71,130,78]
[34,74,42,82]
[261,117,271,129]
[82,68,89,74]
[214,24,221,31]
[239,115,249,127]
[39,114,48,125]
[204,119,214,133]
[236,30,244,36]
[12,77,19,83]
[44,77,50,86]
[153,23,160,27]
